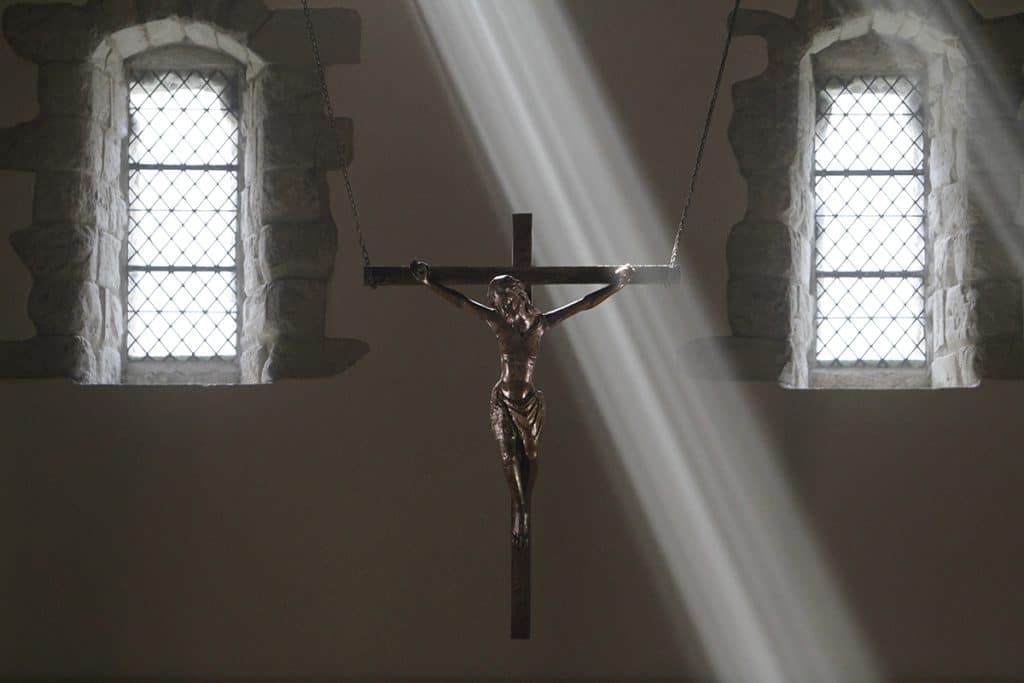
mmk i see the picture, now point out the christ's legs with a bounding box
[491,386,545,547]
[491,391,529,546]
[509,454,529,546]
[518,391,544,541]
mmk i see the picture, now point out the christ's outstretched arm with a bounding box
[542,265,634,328]
[411,260,497,323]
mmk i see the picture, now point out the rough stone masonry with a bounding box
[0,0,367,384]
[726,0,1024,388]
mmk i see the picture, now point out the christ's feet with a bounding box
[512,511,530,549]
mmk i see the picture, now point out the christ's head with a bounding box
[488,275,536,323]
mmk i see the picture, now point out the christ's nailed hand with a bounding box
[615,264,635,287]
[410,260,430,284]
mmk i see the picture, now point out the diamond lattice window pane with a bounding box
[815,176,925,272]
[127,271,238,359]
[815,174,925,220]
[127,70,240,360]
[128,169,238,268]
[816,277,926,366]
[813,75,927,368]
[815,76,924,172]
[129,71,239,167]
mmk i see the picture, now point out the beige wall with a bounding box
[1,1,1023,680]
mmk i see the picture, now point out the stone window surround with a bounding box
[807,34,938,389]
[0,3,368,385]
[726,1,1024,389]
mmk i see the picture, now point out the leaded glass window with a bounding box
[126,70,240,360]
[813,75,927,367]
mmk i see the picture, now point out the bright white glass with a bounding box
[816,277,926,363]
[814,175,925,272]
[814,76,926,366]
[128,169,237,268]
[815,76,923,172]
[126,71,239,359]
[127,271,237,358]
[129,72,238,166]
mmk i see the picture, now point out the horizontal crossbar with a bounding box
[815,169,923,177]
[127,265,236,273]
[817,270,924,278]
[365,265,681,287]
[129,163,240,172]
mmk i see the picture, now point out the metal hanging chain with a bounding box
[668,0,742,268]
[301,0,373,268]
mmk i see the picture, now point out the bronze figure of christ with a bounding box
[410,260,633,548]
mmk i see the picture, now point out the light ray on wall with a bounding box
[847,0,1024,274]
[414,1,879,681]
[937,3,1024,274]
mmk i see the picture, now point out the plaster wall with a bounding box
[1,1,1023,681]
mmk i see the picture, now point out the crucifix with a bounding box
[301,0,738,643]
[366,213,679,639]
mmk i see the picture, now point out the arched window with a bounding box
[125,59,242,379]
[804,31,941,389]
[722,8,1017,390]
[0,9,363,385]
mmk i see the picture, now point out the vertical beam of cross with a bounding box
[512,213,533,301]
[510,214,533,640]
[511,529,531,639]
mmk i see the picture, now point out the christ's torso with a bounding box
[492,314,545,400]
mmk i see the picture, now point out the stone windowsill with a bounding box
[122,358,240,386]
[809,366,931,390]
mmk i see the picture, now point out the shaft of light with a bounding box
[414,2,878,681]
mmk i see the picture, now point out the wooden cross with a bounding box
[365,213,679,639]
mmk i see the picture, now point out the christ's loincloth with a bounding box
[490,385,545,460]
